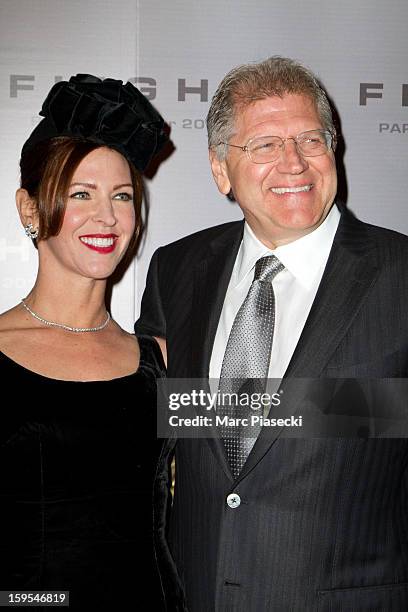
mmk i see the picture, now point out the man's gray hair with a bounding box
[206,56,336,160]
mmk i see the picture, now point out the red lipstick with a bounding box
[79,234,118,254]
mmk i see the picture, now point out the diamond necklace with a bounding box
[21,298,111,333]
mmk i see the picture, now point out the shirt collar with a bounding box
[235,204,340,290]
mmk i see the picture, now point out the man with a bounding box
[136,57,408,611]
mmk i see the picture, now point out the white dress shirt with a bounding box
[209,205,341,380]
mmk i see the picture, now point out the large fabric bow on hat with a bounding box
[22,74,168,171]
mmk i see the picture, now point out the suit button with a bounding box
[226,493,241,508]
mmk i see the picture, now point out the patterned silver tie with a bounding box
[218,255,285,478]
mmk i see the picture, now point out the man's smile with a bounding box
[270,184,313,195]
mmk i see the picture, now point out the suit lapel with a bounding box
[190,222,244,481]
[235,209,381,482]
[285,210,379,377]
[190,222,244,378]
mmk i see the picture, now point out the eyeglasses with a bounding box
[219,129,335,164]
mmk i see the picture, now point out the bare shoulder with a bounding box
[0,304,29,346]
[0,306,42,361]
[0,304,22,328]
[112,323,140,355]
[0,318,141,381]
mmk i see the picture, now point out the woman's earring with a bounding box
[24,223,39,240]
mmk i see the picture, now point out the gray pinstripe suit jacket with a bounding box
[136,207,408,611]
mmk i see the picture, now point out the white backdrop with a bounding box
[1,0,407,330]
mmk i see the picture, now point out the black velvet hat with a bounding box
[22,74,168,171]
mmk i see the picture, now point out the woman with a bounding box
[0,75,173,609]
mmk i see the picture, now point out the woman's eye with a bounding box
[113,192,133,201]
[69,191,90,200]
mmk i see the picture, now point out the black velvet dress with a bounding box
[0,335,166,610]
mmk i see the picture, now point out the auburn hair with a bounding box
[20,136,143,248]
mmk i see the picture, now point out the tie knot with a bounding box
[254,255,284,282]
